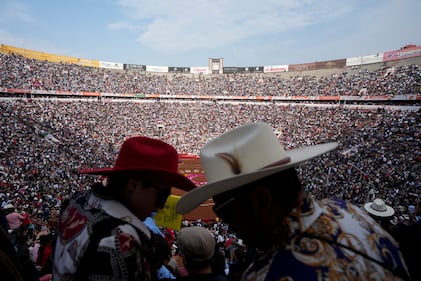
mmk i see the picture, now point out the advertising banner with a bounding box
[244,66,264,73]
[383,46,421,62]
[264,65,288,73]
[168,67,191,73]
[347,54,383,66]
[190,66,209,74]
[124,64,146,71]
[146,65,169,73]
[100,61,124,70]
[223,67,244,74]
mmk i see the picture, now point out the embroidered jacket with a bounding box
[53,189,157,281]
[242,196,410,281]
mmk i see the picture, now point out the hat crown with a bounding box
[175,122,338,214]
[79,136,196,191]
[371,199,387,212]
[201,123,288,184]
[114,136,178,172]
[177,226,215,262]
[364,198,395,217]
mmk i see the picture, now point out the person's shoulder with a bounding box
[394,220,421,238]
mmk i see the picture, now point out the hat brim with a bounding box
[79,167,196,191]
[176,142,338,214]
[364,203,395,217]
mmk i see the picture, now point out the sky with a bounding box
[0,0,420,68]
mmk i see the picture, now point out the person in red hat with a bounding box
[52,136,196,281]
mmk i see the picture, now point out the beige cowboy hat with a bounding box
[176,122,338,214]
[364,198,395,217]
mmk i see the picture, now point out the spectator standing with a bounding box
[52,136,196,281]
[4,204,24,231]
[176,122,410,281]
[176,226,228,281]
[393,201,421,281]
[363,198,396,234]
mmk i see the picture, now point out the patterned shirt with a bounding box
[242,196,410,281]
[53,189,157,281]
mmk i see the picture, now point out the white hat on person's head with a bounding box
[176,122,338,214]
[3,203,15,209]
[364,198,395,218]
[177,226,215,262]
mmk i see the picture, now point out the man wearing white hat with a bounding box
[176,122,410,281]
[364,198,396,235]
[364,198,395,218]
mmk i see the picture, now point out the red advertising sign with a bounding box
[383,46,421,61]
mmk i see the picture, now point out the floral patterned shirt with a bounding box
[242,196,410,281]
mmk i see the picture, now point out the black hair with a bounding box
[92,173,132,199]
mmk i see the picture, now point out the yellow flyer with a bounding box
[154,195,183,231]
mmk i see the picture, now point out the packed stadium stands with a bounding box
[0,44,419,222]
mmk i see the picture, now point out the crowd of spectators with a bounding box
[1,99,419,218]
[0,51,420,280]
[1,52,420,97]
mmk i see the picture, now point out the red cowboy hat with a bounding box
[79,136,196,191]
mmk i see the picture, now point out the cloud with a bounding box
[114,0,351,54]
[107,21,142,31]
[0,0,37,24]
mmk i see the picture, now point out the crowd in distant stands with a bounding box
[0,52,420,280]
[0,52,420,96]
[1,100,419,215]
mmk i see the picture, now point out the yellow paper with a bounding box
[154,195,183,231]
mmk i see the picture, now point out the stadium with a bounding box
[0,43,420,222]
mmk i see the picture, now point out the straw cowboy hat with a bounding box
[364,198,395,218]
[79,136,196,191]
[176,122,338,214]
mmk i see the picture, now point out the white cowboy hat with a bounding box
[176,122,338,214]
[364,198,395,218]
[3,203,15,209]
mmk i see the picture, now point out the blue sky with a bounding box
[0,0,420,67]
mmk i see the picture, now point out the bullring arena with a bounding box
[0,43,420,222]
